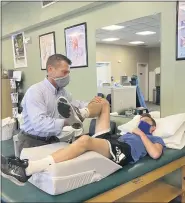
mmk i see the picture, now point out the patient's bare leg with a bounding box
[25,100,111,175]
[1,98,112,183]
[24,98,111,176]
[94,98,110,134]
[2,133,112,181]
[52,135,111,163]
[52,99,111,163]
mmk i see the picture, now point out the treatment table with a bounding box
[1,138,185,202]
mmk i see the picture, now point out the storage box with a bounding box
[1,117,15,141]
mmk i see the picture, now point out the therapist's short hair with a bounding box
[141,113,156,127]
[46,54,72,71]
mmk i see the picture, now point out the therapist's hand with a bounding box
[92,96,103,103]
[64,119,70,127]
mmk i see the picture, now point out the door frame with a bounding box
[96,61,112,85]
[137,62,149,101]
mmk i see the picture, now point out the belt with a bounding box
[21,131,60,143]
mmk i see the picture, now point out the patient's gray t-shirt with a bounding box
[118,133,165,163]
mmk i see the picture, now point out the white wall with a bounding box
[1,2,101,101]
[2,1,100,37]
[96,43,149,81]
[2,2,185,116]
[149,47,161,72]
[92,0,184,116]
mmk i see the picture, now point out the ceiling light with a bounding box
[136,31,156,35]
[102,38,120,42]
[102,25,124,31]
[129,41,145,45]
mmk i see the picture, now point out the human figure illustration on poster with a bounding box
[12,32,28,68]
[65,23,88,68]
[39,32,56,70]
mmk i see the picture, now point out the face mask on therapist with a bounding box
[54,74,70,88]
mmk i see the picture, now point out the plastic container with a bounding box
[1,117,15,141]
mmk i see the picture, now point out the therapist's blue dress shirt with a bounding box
[20,78,84,137]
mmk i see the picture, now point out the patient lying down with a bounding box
[1,97,165,186]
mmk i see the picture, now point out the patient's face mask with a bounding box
[54,75,70,88]
[138,120,152,135]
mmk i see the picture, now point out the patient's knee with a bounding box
[77,135,91,149]
[100,99,110,112]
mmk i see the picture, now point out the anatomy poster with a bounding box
[65,23,88,68]
[12,107,18,118]
[10,79,16,89]
[39,32,56,70]
[12,32,28,68]
[177,1,185,60]
[11,93,18,104]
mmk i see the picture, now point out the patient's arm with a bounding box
[132,128,163,159]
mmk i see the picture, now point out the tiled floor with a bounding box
[146,101,160,112]
[170,196,181,203]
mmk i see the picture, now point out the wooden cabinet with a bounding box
[2,79,12,119]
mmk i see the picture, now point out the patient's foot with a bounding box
[1,155,30,186]
[57,97,83,129]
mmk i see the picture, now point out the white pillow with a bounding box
[150,111,160,119]
[161,122,185,148]
[118,113,185,137]
[118,116,140,133]
[153,113,185,137]
[118,112,160,133]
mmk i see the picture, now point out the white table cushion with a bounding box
[21,142,121,195]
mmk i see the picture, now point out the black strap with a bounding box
[21,131,60,143]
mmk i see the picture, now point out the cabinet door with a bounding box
[2,79,12,119]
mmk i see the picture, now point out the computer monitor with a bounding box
[111,86,136,113]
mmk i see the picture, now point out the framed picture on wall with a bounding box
[176,1,185,60]
[41,1,57,8]
[12,32,28,68]
[39,32,56,70]
[64,22,88,68]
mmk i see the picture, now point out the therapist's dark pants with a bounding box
[17,131,60,156]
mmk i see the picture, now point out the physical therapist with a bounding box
[17,54,86,155]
